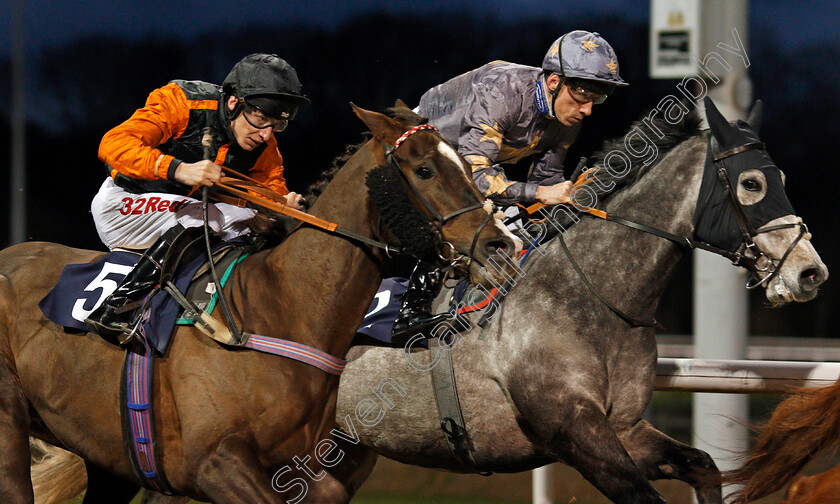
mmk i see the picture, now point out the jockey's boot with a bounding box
[85,224,187,343]
[391,261,462,343]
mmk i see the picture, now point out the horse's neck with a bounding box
[237,143,385,359]
[556,136,707,317]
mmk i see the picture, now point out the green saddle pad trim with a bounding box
[175,253,250,325]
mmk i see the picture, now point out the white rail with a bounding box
[655,358,840,393]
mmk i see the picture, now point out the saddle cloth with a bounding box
[355,242,538,346]
[353,277,408,345]
[353,277,481,347]
[39,242,246,354]
[40,246,515,353]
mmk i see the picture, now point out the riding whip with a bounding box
[201,127,244,344]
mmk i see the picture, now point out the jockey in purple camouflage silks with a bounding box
[417,30,628,207]
[389,30,629,343]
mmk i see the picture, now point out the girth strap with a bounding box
[164,256,348,375]
[120,339,174,494]
[165,283,347,375]
[243,335,347,375]
[428,338,490,475]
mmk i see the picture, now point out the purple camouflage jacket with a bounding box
[417,61,581,206]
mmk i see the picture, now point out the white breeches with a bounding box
[91,177,257,250]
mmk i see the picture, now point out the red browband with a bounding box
[393,124,438,149]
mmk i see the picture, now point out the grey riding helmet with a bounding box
[542,30,629,92]
[223,53,311,120]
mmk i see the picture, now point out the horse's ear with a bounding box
[747,100,763,132]
[394,99,409,109]
[350,102,404,143]
[703,97,736,146]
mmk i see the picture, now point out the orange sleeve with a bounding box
[247,136,290,196]
[98,83,191,181]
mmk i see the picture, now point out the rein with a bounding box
[214,170,405,257]
[507,139,809,327]
[214,124,495,265]
[191,124,497,373]
[201,130,243,344]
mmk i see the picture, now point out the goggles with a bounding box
[566,83,608,105]
[240,101,289,132]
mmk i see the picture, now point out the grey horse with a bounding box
[304,98,828,504]
[31,98,828,504]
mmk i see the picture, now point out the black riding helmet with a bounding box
[223,53,311,122]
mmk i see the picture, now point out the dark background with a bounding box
[1,2,838,338]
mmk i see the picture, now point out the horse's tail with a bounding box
[30,438,87,504]
[722,380,840,503]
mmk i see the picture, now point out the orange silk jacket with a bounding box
[99,80,289,197]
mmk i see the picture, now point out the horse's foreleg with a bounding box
[194,435,298,504]
[536,401,667,504]
[81,461,141,504]
[618,419,722,504]
[307,442,379,504]
[0,331,34,502]
[141,491,191,504]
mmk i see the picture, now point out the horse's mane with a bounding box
[249,103,427,246]
[535,106,704,236]
[588,106,704,200]
[304,103,428,204]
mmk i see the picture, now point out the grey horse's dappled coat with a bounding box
[313,101,827,504]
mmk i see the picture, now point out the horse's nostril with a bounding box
[800,267,824,289]
[486,240,508,255]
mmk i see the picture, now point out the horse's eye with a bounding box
[416,166,434,179]
[742,179,762,192]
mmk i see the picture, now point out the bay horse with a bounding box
[0,102,518,503]
[720,379,840,503]
[30,99,829,504]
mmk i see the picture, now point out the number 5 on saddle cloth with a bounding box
[39,237,246,355]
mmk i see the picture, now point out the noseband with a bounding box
[382,124,501,269]
[711,142,810,289]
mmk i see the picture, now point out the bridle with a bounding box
[707,141,809,289]
[208,123,501,271]
[585,138,810,290]
[508,136,810,327]
[381,124,502,269]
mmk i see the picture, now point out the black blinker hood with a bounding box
[692,98,795,253]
